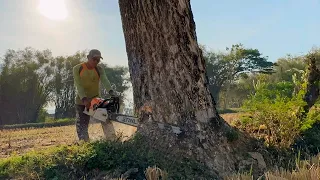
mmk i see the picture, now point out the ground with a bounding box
[0,113,238,159]
[0,120,138,159]
[2,113,320,179]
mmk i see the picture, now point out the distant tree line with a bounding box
[0,44,315,126]
[202,43,310,109]
[0,47,130,125]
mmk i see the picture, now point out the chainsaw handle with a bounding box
[98,99,110,108]
[96,96,117,108]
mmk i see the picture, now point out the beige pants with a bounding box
[100,120,117,141]
[76,104,117,141]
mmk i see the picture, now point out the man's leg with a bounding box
[75,105,90,142]
[101,120,117,141]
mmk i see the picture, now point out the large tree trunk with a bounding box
[119,0,217,125]
[118,0,246,178]
[209,84,221,106]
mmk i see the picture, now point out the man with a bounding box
[73,49,116,141]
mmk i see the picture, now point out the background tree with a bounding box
[218,75,256,109]
[99,63,131,111]
[0,47,54,125]
[53,51,85,119]
[203,44,274,106]
[213,52,307,109]
[270,54,307,83]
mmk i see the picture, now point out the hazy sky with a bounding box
[1,0,320,68]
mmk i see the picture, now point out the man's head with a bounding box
[87,49,103,68]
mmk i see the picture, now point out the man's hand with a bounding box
[109,89,115,96]
[82,97,91,109]
[109,89,119,97]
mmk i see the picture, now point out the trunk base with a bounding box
[136,115,266,178]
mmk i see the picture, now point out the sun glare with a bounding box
[38,0,68,21]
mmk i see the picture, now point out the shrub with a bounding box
[238,80,311,148]
[36,108,49,123]
[240,95,305,148]
[293,105,320,156]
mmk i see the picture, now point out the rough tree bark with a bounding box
[118,0,259,178]
[119,0,217,125]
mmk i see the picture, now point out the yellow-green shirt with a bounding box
[73,63,112,105]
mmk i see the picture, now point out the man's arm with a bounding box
[73,65,86,100]
[98,66,112,91]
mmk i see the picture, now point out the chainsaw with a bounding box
[83,93,139,127]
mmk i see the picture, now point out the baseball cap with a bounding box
[88,49,103,59]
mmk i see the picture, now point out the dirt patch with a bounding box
[220,113,244,125]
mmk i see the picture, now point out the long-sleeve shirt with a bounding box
[73,63,112,105]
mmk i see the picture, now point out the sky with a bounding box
[1,0,320,67]
[1,0,320,112]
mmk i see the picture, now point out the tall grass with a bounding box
[225,152,320,180]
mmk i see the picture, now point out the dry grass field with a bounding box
[220,112,244,125]
[0,113,238,159]
[2,113,320,179]
[0,121,137,159]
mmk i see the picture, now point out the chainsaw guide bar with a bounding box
[83,107,139,127]
[82,96,182,134]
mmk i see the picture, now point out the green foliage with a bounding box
[0,141,93,179]
[0,135,216,180]
[216,52,308,109]
[202,43,274,106]
[238,72,309,146]
[293,105,320,155]
[237,71,320,148]
[247,81,295,104]
[53,52,85,119]
[36,108,49,123]
[301,105,320,131]
[229,48,320,159]
[0,47,54,125]
[272,55,307,83]
[99,64,131,108]
[295,122,320,156]
[103,65,130,94]
[241,94,306,148]
[225,44,273,72]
